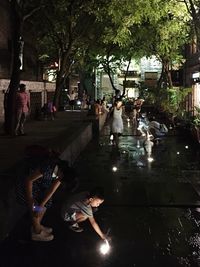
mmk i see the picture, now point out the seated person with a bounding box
[148,120,168,137]
[61,186,107,240]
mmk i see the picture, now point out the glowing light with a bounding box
[112,166,118,172]
[147,157,154,162]
[77,100,81,105]
[177,152,180,155]
[185,145,189,149]
[100,239,110,255]
[136,140,140,148]
[127,118,130,122]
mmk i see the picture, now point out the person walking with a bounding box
[15,83,30,136]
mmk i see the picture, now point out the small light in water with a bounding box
[110,134,114,141]
[136,140,140,148]
[100,239,110,255]
[185,145,189,149]
[147,157,154,162]
[177,151,180,155]
[112,166,118,172]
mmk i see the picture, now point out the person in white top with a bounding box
[111,99,124,147]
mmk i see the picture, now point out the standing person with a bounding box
[81,90,88,110]
[134,97,144,119]
[111,98,124,147]
[61,186,107,240]
[101,96,109,114]
[16,147,78,241]
[15,83,30,136]
[94,99,102,116]
[47,101,56,120]
[67,90,77,110]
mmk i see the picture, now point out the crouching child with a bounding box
[61,186,106,240]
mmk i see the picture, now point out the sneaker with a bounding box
[31,230,54,241]
[69,223,83,233]
[41,225,53,234]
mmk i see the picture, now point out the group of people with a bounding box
[137,113,168,138]
[94,97,109,116]
[125,97,145,124]
[110,96,145,147]
[14,86,169,243]
[15,145,107,242]
[67,90,92,111]
[110,91,168,149]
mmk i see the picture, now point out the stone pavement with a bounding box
[1,113,200,267]
[0,110,91,172]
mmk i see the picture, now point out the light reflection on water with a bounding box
[77,118,200,266]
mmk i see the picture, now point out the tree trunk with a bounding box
[164,60,173,88]
[54,72,64,109]
[4,1,22,135]
[122,58,131,97]
[188,0,200,49]
[157,59,173,90]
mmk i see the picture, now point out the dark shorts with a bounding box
[69,100,75,106]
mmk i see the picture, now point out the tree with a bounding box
[33,0,111,108]
[183,0,200,48]
[4,0,41,135]
[106,0,190,90]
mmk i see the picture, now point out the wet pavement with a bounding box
[1,115,200,267]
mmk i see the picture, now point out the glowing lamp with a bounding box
[112,166,118,172]
[100,239,110,255]
[147,157,154,162]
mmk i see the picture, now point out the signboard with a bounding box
[192,72,200,79]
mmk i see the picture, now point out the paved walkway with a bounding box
[0,110,90,172]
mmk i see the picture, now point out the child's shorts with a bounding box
[63,210,76,222]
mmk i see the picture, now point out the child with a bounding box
[61,187,106,240]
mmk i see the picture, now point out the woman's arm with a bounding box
[39,179,61,207]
